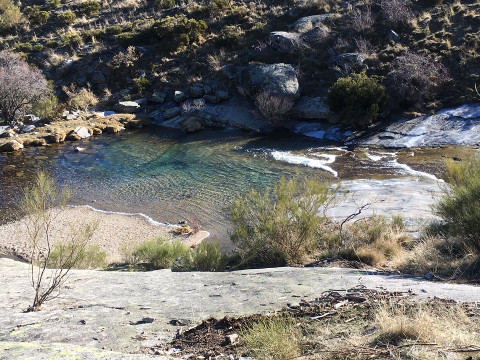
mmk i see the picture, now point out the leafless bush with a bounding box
[379,0,413,28]
[0,51,50,124]
[387,51,450,107]
[22,171,97,311]
[355,37,376,57]
[181,98,205,114]
[108,46,138,74]
[254,91,294,127]
[350,5,374,33]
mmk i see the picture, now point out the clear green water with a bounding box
[0,127,467,243]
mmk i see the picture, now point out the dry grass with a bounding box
[338,216,412,267]
[240,315,302,360]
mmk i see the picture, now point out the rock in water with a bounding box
[0,140,24,152]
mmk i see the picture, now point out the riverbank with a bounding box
[0,205,209,264]
[0,112,149,153]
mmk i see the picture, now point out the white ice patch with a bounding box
[271,151,338,177]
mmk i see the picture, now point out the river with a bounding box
[0,126,476,243]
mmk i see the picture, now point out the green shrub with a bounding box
[81,28,104,41]
[14,42,32,52]
[0,0,21,30]
[48,0,60,10]
[215,25,241,48]
[23,5,49,25]
[178,242,226,271]
[45,40,59,48]
[61,32,82,47]
[78,1,100,16]
[151,15,207,52]
[210,0,231,16]
[106,25,122,35]
[230,177,335,267]
[114,31,137,46]
[240,315,301,360]
[326,72,386,127]
[154,0,174,9]
[33,44,44,52]
[57,11,76,25]
[133,238,189,269]
[432,157,480,254]
[48,243,107,269]
[132,77,150,93]
[32,93,58,119]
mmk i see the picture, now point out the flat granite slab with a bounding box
[0,258,478,359]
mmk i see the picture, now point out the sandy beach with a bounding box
[0,205,209,264]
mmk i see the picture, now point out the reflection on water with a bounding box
[0,126,473,242]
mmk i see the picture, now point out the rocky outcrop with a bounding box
[355,103,480,147]
[288,97,330,120]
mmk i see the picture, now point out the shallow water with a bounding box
[0,126,475,243]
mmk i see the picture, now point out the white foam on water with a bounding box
[69,204,170,227]
[271,151,338,177]
[388,159,444,182]
[365,152,385,162]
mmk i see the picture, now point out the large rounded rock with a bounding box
[181,116,205,133]
[0,140,24,152]
[302,26,330,46]
[73,126,91,139]
[331,53,365,70]
[270,31,305,53]
[293,14,336,33]
[45,131,66,143]
[239,63,300,100]
[164,107,182,119]
[238,63,300,115]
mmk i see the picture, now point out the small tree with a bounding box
[230,177,336,267]
[22,171,97,311]
[432,158,480,254]
[0,51,50,124]
[326,72,386,127]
